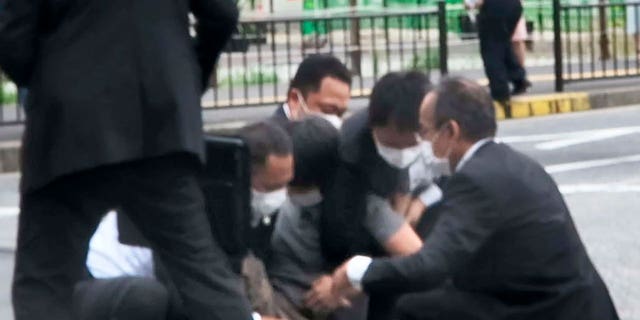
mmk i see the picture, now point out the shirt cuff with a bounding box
[419,184,443,208]
[346,255,373,291]
[252,312,262,320]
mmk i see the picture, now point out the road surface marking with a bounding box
[559,184,640,194]
[498,126,640,148]
[0,206,19,218]
[546,154,640,174]
[535,127,640,150]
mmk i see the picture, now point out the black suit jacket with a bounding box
[272,104,288,119]
[0,0,238,192]
[362,142,618,320]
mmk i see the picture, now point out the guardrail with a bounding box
[206,5,448,108]
[5,1,640,125]
[554,0,640,91]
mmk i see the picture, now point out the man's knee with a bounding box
[118,278,170,320]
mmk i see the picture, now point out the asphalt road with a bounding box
[0,105,639,319]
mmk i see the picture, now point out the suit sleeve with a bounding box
[0,0,41,85]
[361,173,498,295]
[190,0,239,90]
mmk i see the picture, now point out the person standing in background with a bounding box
[511,1,528,79]
[468,0,531,108]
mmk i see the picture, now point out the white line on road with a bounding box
[559,184,640,194]
[498,126,640,149]
[545,154,640,173]
[535,127,640,150]
[0,206,19,218]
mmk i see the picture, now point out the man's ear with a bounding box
[287,89,299,107]
[287,89,301,118]
[449,120,462,141]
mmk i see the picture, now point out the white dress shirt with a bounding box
[345,138,494,290]
[282,103,292,120]
[87,211,260,320]
[86,211,155,279]
[408,149,444,207]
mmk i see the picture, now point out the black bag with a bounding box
[201,135,252,273]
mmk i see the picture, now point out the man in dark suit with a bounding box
[472,0,530,107]
[0,0,253,319]
[330,77,619,320]
[272,54,351,128]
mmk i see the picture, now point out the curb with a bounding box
[495,92,591,120]
[1,87,639,174]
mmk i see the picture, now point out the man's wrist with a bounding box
[345,255,373,291]
[419,184,442,208]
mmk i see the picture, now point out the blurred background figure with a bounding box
[511,1,528,71]
[469,0,531,107]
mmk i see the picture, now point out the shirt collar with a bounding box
[455,138,493,172]
[282,103,292,120]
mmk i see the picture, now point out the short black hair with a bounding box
[239,121,293,171]
[368,71,432,132]
[285,117,340,190]
[433,77,497,141]
[289,54,352,97]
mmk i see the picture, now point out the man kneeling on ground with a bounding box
[77,121,293,320]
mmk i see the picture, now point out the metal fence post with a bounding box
[553,0,564,92]
[0,71,4,108]
[437,1,448,76]
[599,0,611,60]
[350,2,362,76]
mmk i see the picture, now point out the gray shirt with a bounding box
[364,194,406,245]
[268,196,406,308]
[268,200,326,308]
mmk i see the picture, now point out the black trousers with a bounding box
[12,153,252,320]
[478,2,526,101]
[73,277,170,320]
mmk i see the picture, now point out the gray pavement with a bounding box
[0,105,640,319]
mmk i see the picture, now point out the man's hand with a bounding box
[330,263,360,300]
[304,275,350,312]
[262,317,282,320]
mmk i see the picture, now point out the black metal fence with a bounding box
[0,6,447,125]
[554,0,640,91]
[206,5,447,108]
[6,1,640,125]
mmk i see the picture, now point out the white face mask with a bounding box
[296,91,343,129]
[289,189,323,208]
[420,139,451,176]
[317,113,343,129]
[251,188,287,226]
[374,134,423,169]
[420,140,435,162]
